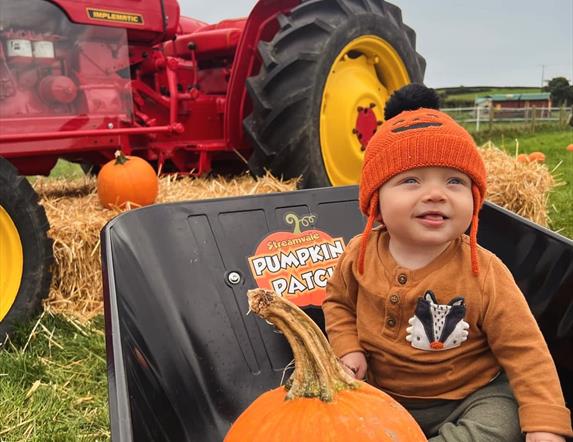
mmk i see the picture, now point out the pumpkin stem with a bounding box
[247,289,358,402]
[114,150,129,165]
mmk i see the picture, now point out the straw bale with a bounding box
[35,172,297,322]
[478,141,559,226]
[35,147,558,321]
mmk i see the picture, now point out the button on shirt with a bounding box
[382,270,412,338]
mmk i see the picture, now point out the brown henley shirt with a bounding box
[323,229,572,436]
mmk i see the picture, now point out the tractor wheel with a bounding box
[0,157,53,343]
[245,0,425,188]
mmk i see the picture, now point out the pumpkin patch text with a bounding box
[248,219,345,306]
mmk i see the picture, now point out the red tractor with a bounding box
[0,0,424,337]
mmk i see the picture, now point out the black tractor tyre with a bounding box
[244,0,425,188]
[0,157,53,343]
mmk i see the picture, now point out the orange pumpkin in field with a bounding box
[528,151,545,163]
[517,154,530,163]
[224,289,426,442]
[97,151,158,209]
[567,144,573,152]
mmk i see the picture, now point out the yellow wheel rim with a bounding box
[0,204,23,321]
[320,35,411,186]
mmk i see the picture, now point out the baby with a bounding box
[323,84,572,441]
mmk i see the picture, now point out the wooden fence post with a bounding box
[530,107,536,133]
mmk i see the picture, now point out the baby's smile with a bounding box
[415,210,450,227]
[416,211,449,220]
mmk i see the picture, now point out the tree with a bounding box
[543,77,573,106]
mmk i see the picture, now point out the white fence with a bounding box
[441,106,572,131]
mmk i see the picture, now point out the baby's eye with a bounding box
[401,177,419,184]
[448,177,466,185]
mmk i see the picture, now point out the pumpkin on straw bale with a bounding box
[34,172,298,321]
[35,143,559,321]
[97,150,159,209]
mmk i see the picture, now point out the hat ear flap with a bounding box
[469,183,482,275]
[358,193,379,274]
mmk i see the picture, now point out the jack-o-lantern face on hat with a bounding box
[388,111,443,133]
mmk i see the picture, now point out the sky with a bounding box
[178,0,573,88]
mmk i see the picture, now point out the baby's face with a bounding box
[378,167,474,249]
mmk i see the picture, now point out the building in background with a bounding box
[475,92,551,109]
[475,93,552,117]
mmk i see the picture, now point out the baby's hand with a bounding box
[526,432,566,442]
[340,352,367,379]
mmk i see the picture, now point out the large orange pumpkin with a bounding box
[97,151,158,209]
[225,289,426,442]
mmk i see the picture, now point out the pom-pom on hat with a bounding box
[358,84,487,275]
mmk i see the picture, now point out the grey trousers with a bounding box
[402,373,523,442]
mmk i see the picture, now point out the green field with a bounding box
[2,123,572,440]
[438,86,542,107]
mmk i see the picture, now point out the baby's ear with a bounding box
[448,296,465,306]
[424,290,437,303]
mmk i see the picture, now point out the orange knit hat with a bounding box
[358,106,487,276]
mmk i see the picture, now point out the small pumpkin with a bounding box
[527,151,545,163]
[97,150,158,209]
[566,144,573,152]
[516,153,530,163]
[224,289,426,442]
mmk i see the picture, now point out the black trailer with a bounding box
[101,185,573,441]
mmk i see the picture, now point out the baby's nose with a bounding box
[423,186,447,201]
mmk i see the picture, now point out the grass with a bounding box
[27,160,84,185]
[49,160,84,179]
[0,314,109,440]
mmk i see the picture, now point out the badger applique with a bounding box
[406,290,469,351]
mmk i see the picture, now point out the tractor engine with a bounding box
[0,0,132,119]
[0,0,134,174]
[0,26,131,118]
[1,28,75,116]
